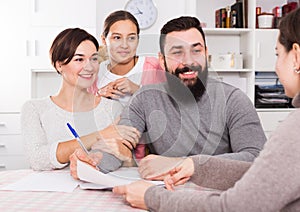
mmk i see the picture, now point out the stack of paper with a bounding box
[0,161,164,192]
[77,160,164,190]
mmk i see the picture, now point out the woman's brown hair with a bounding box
[50,28,99,74]
[278,8,300,52]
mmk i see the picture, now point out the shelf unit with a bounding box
[189,0,291,102]
[254,0,295,137]
[193,0,295,137]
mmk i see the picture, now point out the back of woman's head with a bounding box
[279,8,300,52]
[102,10,140,38]
[50,28,99,73]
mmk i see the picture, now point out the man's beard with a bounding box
[165,61,208,101]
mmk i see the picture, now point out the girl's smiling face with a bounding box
[103,19,139,65]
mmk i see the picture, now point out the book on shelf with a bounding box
[241,0,248,28]
[215,8,226,28]
[215,0,248,28]
[215,9,220,28]
[231,1,243,28]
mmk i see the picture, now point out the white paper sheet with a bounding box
[0,171,79,193]
[77,160,164,189]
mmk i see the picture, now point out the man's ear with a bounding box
[205,46,209,57]
[158,52,165,70]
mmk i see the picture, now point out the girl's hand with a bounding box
[113,77,140,95]
[97,81,124,98]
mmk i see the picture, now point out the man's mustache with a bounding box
[174,65,203,76]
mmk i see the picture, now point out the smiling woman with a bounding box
[21,28,140,171]
[54,40,100,95]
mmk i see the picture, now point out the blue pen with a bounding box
[67,123,89,154]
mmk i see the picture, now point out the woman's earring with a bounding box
[294,67,300,74]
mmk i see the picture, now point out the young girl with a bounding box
[96,10,164,106]
[94,10,164,161]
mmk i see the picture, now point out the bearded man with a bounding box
[69,16,266,179]
[119,16,266,178]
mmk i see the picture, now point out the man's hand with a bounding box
[138,154,186,180]
[113,180,154,210]
[164,157,194,190]
[91,138,132,162]
[69,148,102,179]
[99,120,141,148]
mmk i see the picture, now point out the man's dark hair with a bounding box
[159,16,207,55]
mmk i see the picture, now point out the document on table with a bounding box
[77,160,164,190]
[0,171,78,193]
[0,161,164,192]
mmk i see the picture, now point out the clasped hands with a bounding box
[97,77,140,98]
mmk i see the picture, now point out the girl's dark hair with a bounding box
[50,28,99,74]
[278,8,300,52]
[159,16,206,55]
[102,10,140,38]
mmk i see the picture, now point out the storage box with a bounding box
[258,13,274,28]
[210,53,243,69]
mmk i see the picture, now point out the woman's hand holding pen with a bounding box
[69,148,102,180]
